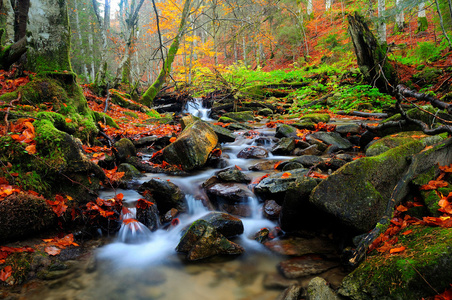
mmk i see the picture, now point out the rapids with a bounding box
[26,99,348,299]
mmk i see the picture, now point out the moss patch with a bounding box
[339,226,452,299]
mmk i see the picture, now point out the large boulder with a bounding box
[208,124,236,143]
[222,111,254,122]
[176,219,244,260]
[365,131,445,157]
[310,139,437,233]
[237,146,269,159]
[275,124,299,138]
[339,226,452,300]
[161,120,218,171]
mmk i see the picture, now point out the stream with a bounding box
[26,100,350,300]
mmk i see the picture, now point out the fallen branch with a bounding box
[396,84,452,114]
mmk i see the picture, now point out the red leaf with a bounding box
[281,172,291,179]
[0,266,12,281]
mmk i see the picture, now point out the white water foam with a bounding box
[183,98,213,121]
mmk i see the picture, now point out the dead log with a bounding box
[347,12,398,94]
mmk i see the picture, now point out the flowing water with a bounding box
[25,99,349,299]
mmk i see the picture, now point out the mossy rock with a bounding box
[110,91,142,111]
[222,111,254,122]
[365,131,446,157]
[114,138,137,162]
[162,120,218,171]
[92,111,119,128]
[0,120,105,198]
[339,226,452,299]
[310,140,426,233]
[412,67,442,86]
[301,113,330,123]
[0,193,56,242]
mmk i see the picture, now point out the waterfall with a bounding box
[183,98,212,121]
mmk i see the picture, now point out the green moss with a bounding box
[146,109,161,119]
[93,111,119,128]
[301,113,330,123]
[340,226,452,299]
[123,111,138,119]
[417,16,428,32]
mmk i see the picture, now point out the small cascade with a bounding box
[117,207,153,244]
[183,98,212,121]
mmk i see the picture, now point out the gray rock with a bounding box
[208,123,236,143]
[176,220,244,260]
[275,124,299,138]
[276,285,304,300]
[308,132,352,150]
[263,200,282,220]
[278,257,339,279]
[237,146,269,159]
[248,160,280,171]
[139,178,186,213]
[200,212,244,238]
[223,111,254,122]
[272,137,296,155]
[254,168,309,201]
[293,144,321,156]
[335,123,361,135]
[205,182,254,204]
[216,167,251,183]
[114,138,137,162]
[290,155,323,167]
[257,107,273,116]
[307,277,339,300]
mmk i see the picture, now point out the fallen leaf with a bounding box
[44,246,61,256]
[0,266,12,281]
[389,246,406,254]
[402,229,412,235]
[281,172,291,179]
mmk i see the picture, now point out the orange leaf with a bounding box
[45,246,61,256]
[420,180,448,190]
[25,144,36,154]
[274,161,282,169]
[402,229,412,235]
[281,172,291,179]
[65,118,72,123]
[169,137,176,143]
[396,205,408,212]
[0,266,12,281]
[389,246,406,254]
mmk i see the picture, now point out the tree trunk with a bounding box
[141,0,192,106]
[0,0,15,43]
[27,0,72,73]
[307,0,313,15]
[434,0,452,48]
[325,0,331,11]
[377,0,386,44]
[14,0,30,41]
[417,2,428,32]
[347,12,397,95]
[92,0,109,88]
[395,0,404,32]
[74,0,89,80]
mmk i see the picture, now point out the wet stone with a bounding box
[200,211,244,238]
[264,236,337,256]
[205,182,254,204]
[248,160,280,171]
[216,167,251,183]
[335,123,360,135]
[293,144,321,156]
[263,273,299,289]
[278,256,339,279]
[276,284,304,300]
[263,200,282,220]
[237,146,269,159]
